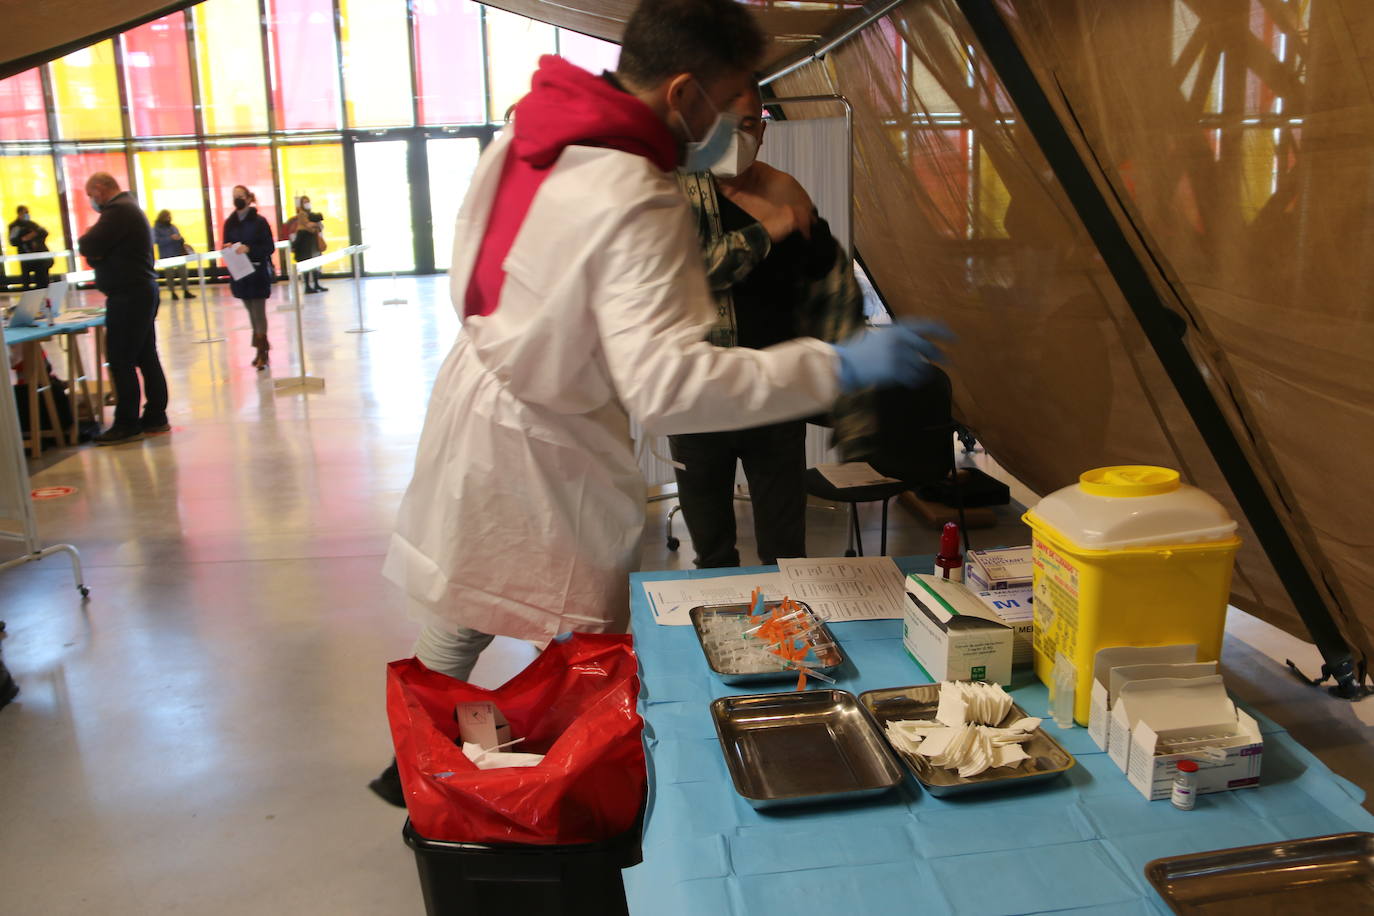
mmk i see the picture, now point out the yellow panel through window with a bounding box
[485,7,555,122]
[277,143,347,248]
[134,149,209,254]
[976,145,1010,239]
[339,0,414,129]
[194,0,270,134]
[49,41,124,140]
[0,156,66,278]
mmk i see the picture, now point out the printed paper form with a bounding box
[815,462,900,489]
[643,572,788,626]
[644,556,907,625]
[778,556,908,621]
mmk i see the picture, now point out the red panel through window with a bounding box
[267,0,343,131]
[413,0,485,125]
[0,70,48,142]
[121,14,197,137]
[205,147,279,246]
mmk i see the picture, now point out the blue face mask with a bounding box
[675,80,742,174]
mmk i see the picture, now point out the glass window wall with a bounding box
[2,1,610,275]
[49,42,123,141]
[121,15,197,137]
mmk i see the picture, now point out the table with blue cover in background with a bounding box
[622,556,1374,916]
[5,313,106,456]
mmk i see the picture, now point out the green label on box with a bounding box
[972,665,986,680]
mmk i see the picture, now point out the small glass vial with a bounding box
[1171,759,1199,810]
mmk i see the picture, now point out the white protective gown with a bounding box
[383,131,840,642]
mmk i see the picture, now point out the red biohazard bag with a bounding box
[385,633,645,846]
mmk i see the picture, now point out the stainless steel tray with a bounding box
[711,689,903,808]
[859,684,1075,797]
[690,601,844,685]
[1144,832,1374,915]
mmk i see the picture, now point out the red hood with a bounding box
[511,55,678,172]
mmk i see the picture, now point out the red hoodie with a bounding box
[463,55,679,319]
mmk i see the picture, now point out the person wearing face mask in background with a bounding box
[153,210,195,300]
[281,195,326,293]
[669,82,871,568]
[222,185,277,370]
[8,205,53,291]
[371,0,947,805]
[78,172,169,445]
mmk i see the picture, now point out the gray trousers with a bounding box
[413,624,495,682]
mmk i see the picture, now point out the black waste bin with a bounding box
[403,817,642,916]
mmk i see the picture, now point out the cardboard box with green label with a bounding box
[902,573,1014,684]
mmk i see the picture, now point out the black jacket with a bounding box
[77,192,156,293]
[222,208,276,300]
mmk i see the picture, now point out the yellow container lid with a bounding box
[1078,466,1181,498]
[1026,466,1238,550]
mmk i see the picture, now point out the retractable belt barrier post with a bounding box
[153,250,225,344]
[272,243,369,393]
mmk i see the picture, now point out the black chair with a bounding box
[804,369,956,557]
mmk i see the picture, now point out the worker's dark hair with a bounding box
[617,0,766,88]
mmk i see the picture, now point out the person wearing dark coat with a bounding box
[78,172,169,446]
[8,205,53,290]
[221,185,276,370]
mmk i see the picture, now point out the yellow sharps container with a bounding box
[1023,466,1241,725]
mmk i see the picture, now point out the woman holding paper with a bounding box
[222,185,276,370]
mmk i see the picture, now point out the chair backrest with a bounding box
[866,367,956,485]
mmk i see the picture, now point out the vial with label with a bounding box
[1171,759,1199,810]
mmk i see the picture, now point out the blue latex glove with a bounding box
[832,319,952,393]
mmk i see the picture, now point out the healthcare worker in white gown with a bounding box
[382,0,945,684]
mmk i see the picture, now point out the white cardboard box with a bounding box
[1108,675,1263,800]
[965,546,1033,592]
[1087,645,1199,752]
[972,586,1034,671]
[903,573,1013,684]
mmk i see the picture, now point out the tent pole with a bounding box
[952,0,1363,698]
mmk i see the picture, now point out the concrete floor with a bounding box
[0,276,1370,914]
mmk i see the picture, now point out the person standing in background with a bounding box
[282,195,326,293]
[152,210,195,301]
[78,173,169,445]
[670,82,869,568]
[222,185,277,371]
[8,206,53,290]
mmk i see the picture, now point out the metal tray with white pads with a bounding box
[859,683,1075,797]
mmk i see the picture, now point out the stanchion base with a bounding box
[273,375,326,392]
[195,336,226,344]
[345,327,374,334]
[382,298,407,305]
[276,304,299,312]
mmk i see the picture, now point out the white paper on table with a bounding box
[643,572,788,626]
[777,556,909,622]
[815,462,900,489]
[221,246,254,280]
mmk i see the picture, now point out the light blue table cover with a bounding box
[4,313,106,345]
[623,557,1374,916]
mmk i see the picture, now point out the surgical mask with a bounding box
[674,80,741,174]
[709,130,760,179]
[233,197,248,210]
[88,196,102,213]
